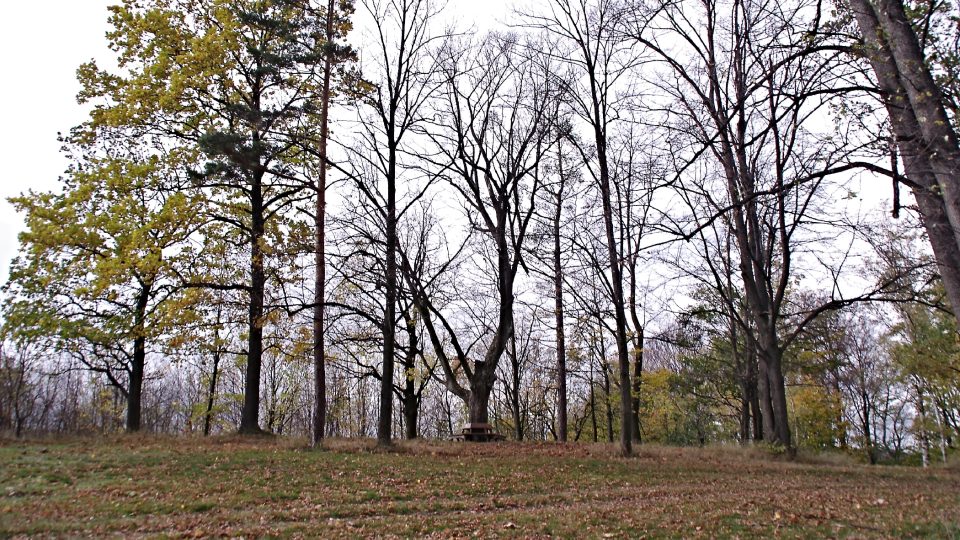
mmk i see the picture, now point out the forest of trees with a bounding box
[1,0,959,465]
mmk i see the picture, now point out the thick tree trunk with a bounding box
[739,378,751,444]
[750,374,763,441]
[239,173,266,434]
[402,380,418,440]
[468,380,492,425]
[849,0,960,327]
[312,0,335,448]
[126,283,150,433]
[126,340,144,433]
[765,347,792,446]
[757,353,776,444]
[461,213,516,427]
[870,0,960,248]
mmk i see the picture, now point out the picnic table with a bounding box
[453,422,506,442]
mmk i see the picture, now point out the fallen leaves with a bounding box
[0,438,957,538]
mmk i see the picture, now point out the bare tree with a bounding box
[403,34,559,427]
[350,0,447,445]
[633,0,915,448]
[521,0,643,454]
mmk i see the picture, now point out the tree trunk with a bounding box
[756,350,775,443]
[400,314,421,440]
[750,383,763,441]
[861,390,875,464]
[239,172,266,434]
[740,378,751,444]
[765,347,792,447]
[203,347,221,437]
[553,197,567,442]
[377,135,398,445]
[630,326,643,444]
[311,0,336,448]
[509,330,523,441]
[468,382,491,425]
[126,283,150,433]
[589,360,598,443]
[870,0,960,247]
[592,105,633,454]
[402,382,418,440]
[444,392,454,438]
[848,0,960,327]
[916,383,931,467]
[602,362,614,443]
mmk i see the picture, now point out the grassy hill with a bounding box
[1,437,957,538]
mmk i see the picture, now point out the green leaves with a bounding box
[2,134,204,377]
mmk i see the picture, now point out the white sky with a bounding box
[0,1,116,284]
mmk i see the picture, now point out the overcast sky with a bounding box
[0,0,515,287]
[0,1,115,284]
[0,0,888,298]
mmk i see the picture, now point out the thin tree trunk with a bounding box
[203,347,221,437]
[916,384,931,468]
[553,189,567,442]
[861,390,876,464]
[312,0,335,448]
[630,324,643,444]
[740,378,751,444]
[510,329,523,441]
[589,360,598,443]
[602,361,614,443]
[597,156,633,454]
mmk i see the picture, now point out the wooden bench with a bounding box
[454,423,506,442]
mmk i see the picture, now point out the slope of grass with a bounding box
[1,436,957,538]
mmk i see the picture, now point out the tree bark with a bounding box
[870,0,960,246]
[312,0,335,448]
[239,171,266,434]
[849,0,960,327]
[593,120,633,455]
[509,330,523,440]
[402,378,419,440]
[629,324,643,444]
[203,347,220,437]
[126,282,151,433]
[377,141,398,446]
[589,359,598,442]
[553,193,567,442]
[468,379,492,424]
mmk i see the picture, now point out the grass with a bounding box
[1,436,958,538]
